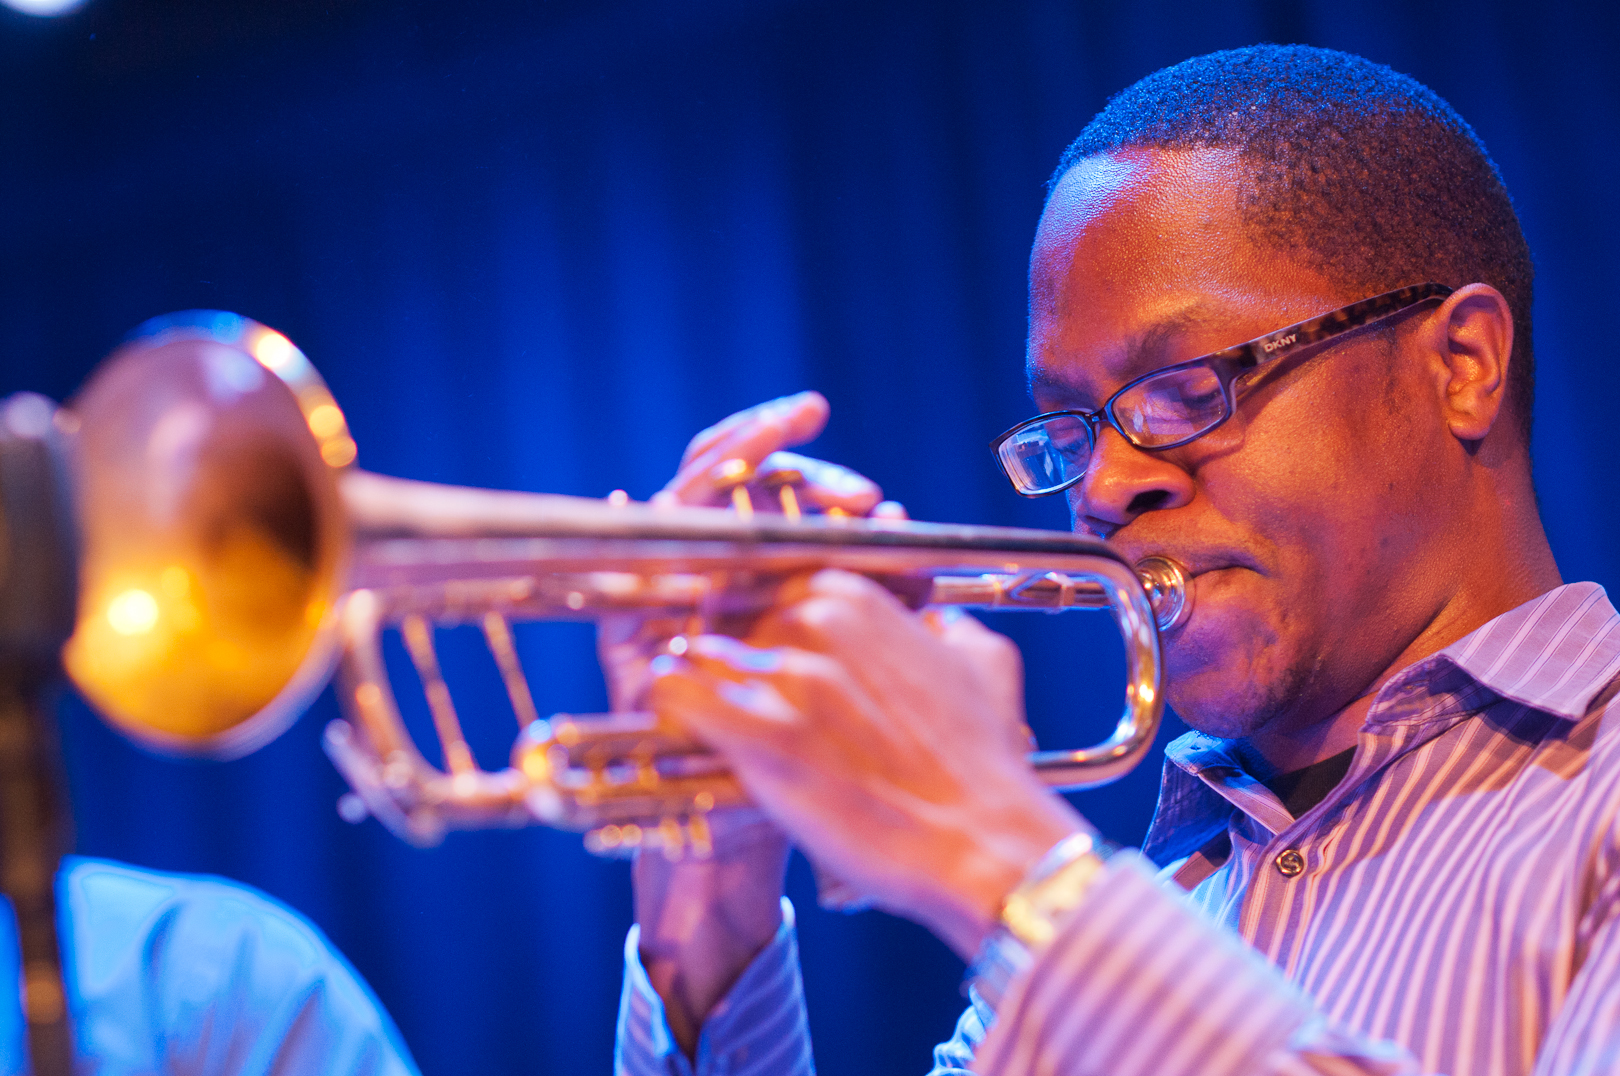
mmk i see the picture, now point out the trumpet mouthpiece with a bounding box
[1136,555,1192,632]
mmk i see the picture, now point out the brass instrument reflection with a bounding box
[58,312,1188,856]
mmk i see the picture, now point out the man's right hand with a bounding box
[650,389,900,517]
[608,391,898,1056]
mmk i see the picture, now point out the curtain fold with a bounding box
[1,1,1614,1071]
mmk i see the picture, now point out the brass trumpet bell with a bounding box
[63,312,353,755]
[57,313,1190,851]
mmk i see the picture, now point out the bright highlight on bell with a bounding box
[306,403,346,439]
[251,330,297,371]
[320,436,357,468]
[106,589,160,636]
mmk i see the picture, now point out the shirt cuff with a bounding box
[973,850,1314,1076]
[615,897,814,1076]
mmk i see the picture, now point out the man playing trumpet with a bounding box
[612,45,1620,1076]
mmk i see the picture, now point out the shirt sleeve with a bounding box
[926,990,992,1075]
[616,897,814,1076]
[1529,837,1620,1076]
[972,851,1427,1076]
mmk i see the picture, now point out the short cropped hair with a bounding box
[1055,45,1535,442]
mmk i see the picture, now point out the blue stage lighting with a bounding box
[2,0,88,15]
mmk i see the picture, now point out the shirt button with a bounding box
[1275,849,1306,877]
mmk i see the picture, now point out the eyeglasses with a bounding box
[991,282,1455,497]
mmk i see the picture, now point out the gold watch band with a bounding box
[967,829,1115,1006]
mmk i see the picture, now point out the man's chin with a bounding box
[1166,671,1300,740]
[1171,701,1272,741]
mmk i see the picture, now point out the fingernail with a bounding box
[770,391,817,414]
[828,469,872,493]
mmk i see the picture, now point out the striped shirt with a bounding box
[617,582,1620,1076]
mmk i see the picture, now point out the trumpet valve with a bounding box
[710,458,756,518]
[657,816,685,861]
[511,711,741,858]
[584,822,646,856]
[582,813,716,862]
[686,809,714,859]
[635,755,660,789]
[759,466,806,522]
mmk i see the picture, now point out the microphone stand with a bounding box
[0,393,79,1076]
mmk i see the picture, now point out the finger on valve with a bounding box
[650,393,904,521]
[756,451,886,518]
[646,641,808,764]
[648,628,976,930]
[735,571,1034,756]
[598,614,689,712]
[746,568,912,652]
[680,392,830,469]
[870,499,908,520]
[656,392,830,507]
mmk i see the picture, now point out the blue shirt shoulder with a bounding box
[0,857,419,1076]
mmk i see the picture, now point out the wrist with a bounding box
[966,828,1117,1007]
[919,796,1085,958]
[634,838,788,961]
[632,820,790,1055]
[639,896,783,1059]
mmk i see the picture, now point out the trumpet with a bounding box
[57,311,1190,856]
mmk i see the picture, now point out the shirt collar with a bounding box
[1422,581,1620,723]
[1142,583,1620,866]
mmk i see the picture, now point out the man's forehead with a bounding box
[1031,148,1255,312]
[1025,299,1226,402]
[1026,147,1323,403]
[1031,153,1164,254]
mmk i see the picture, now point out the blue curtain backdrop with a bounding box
[1,1,1617,1072]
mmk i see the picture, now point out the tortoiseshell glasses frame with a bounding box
[991,282,1456,497]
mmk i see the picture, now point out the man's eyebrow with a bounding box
[1027,304,1222,402]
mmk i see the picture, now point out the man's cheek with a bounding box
[1164,579,1288,690]
[1163,633,1294,737]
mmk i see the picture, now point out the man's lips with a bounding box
[1184,563,1246,582]
[1144,555,1260,624]
[1147,558,1257,637]
[1136,552,1260,581]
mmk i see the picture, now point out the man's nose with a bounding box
[1068,428,1194,539]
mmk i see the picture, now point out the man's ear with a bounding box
[1424,283,1515,442]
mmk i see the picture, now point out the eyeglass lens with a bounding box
[1116,365,1228,447]
[1002,365,1232,494]
[997,413,1092,494]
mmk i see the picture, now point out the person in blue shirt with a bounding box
[0,857,418,1076]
